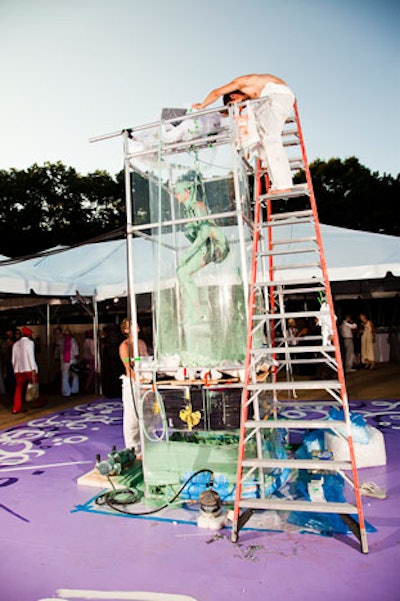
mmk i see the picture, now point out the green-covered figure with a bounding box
[174,180,229,324]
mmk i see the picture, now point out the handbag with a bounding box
[25,382,40,402]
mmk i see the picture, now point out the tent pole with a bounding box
[123,131,139,359]
[93,297,101,395]
[46,302,51,385]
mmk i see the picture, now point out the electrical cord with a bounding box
[94,468,214,517]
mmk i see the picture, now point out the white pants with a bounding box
[121,375,141,454]
[255,83,295,190]
[343,338,355,372]
[61,361,79,396]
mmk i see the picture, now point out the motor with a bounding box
[96,446,136,477]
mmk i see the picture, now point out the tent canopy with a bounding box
[0,225,399,302]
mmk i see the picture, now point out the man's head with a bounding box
[21,326,33,337]
[120,318,140,338]
[223,90,249,106]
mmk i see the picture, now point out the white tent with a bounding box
[0,224,399,301]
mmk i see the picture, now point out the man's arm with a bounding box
[193,77,246,109]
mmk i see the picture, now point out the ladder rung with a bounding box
[276,400,342,407]
[247,380,341,391]
[272,261,321,271]
[245,419,344,430]
[255,277,325,287]
[262,218,314,230]
[241,458,351,470]
[282,127,299,137]
[261,184,309,200]
[270,209,312,221]
[277,358,336,365]
[238,498,357,514]
[259,246,317,257]
[272,236,317,246]
[272,285,326,295]
[255,310,324,320]
[288,156,303,164]
[283,140,302,149]
[250,345,335,354]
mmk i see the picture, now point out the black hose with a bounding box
[94,468,214,517]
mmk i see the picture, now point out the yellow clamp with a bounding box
[179,403,201,431]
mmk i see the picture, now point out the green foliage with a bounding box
[306,157,399,236]
[0,162,124,257]
[0,157,397,259]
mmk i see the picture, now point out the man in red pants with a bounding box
[11,326,42,414]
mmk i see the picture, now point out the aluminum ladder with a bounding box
[230,102,368,553]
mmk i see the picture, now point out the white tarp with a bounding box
[0,224,399,301]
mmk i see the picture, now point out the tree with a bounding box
[0,156,398,258]
[0,162,124,257]
[304,157,399,236]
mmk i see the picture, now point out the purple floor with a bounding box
[1,398,399,601]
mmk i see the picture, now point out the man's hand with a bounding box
[192,103,204,110]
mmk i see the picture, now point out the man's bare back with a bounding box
[193,73,288,110]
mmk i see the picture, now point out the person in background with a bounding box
[83,329,95,392]
[287,318,299,346]
[286,318,299,374]
[118,319,148,458]
[61,328,80,396]
[296,318,314,376]
[11,326,41,414]
[3,328,16,398]
[53,326,64,384]
[359,313,376,370]
[339,314,358,373]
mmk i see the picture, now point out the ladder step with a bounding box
[271,285,326,295]
[255,310,325,320]
[247,380,341,391]
[272,235,317,246]
[270,209,313,221]
[282,127,300,137]
[238,498,357,514]
[250,345,335,354]
[261,184,309,200]
[271,261,321,271]
[255,277,325,287]
[275,400,342,407]
[259,246,317,257]
[288,155,303,164]
[262,217,314,229]
[245,419,344,430]
[241,458,351,470]
[277,357,336,365]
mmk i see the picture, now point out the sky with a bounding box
[0,0,399,178]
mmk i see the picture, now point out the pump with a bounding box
[96,446,136,477]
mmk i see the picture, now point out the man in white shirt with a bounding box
[339,315,358,374]
[11,326,39,414]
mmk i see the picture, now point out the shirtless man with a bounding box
[193,73,295,191]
